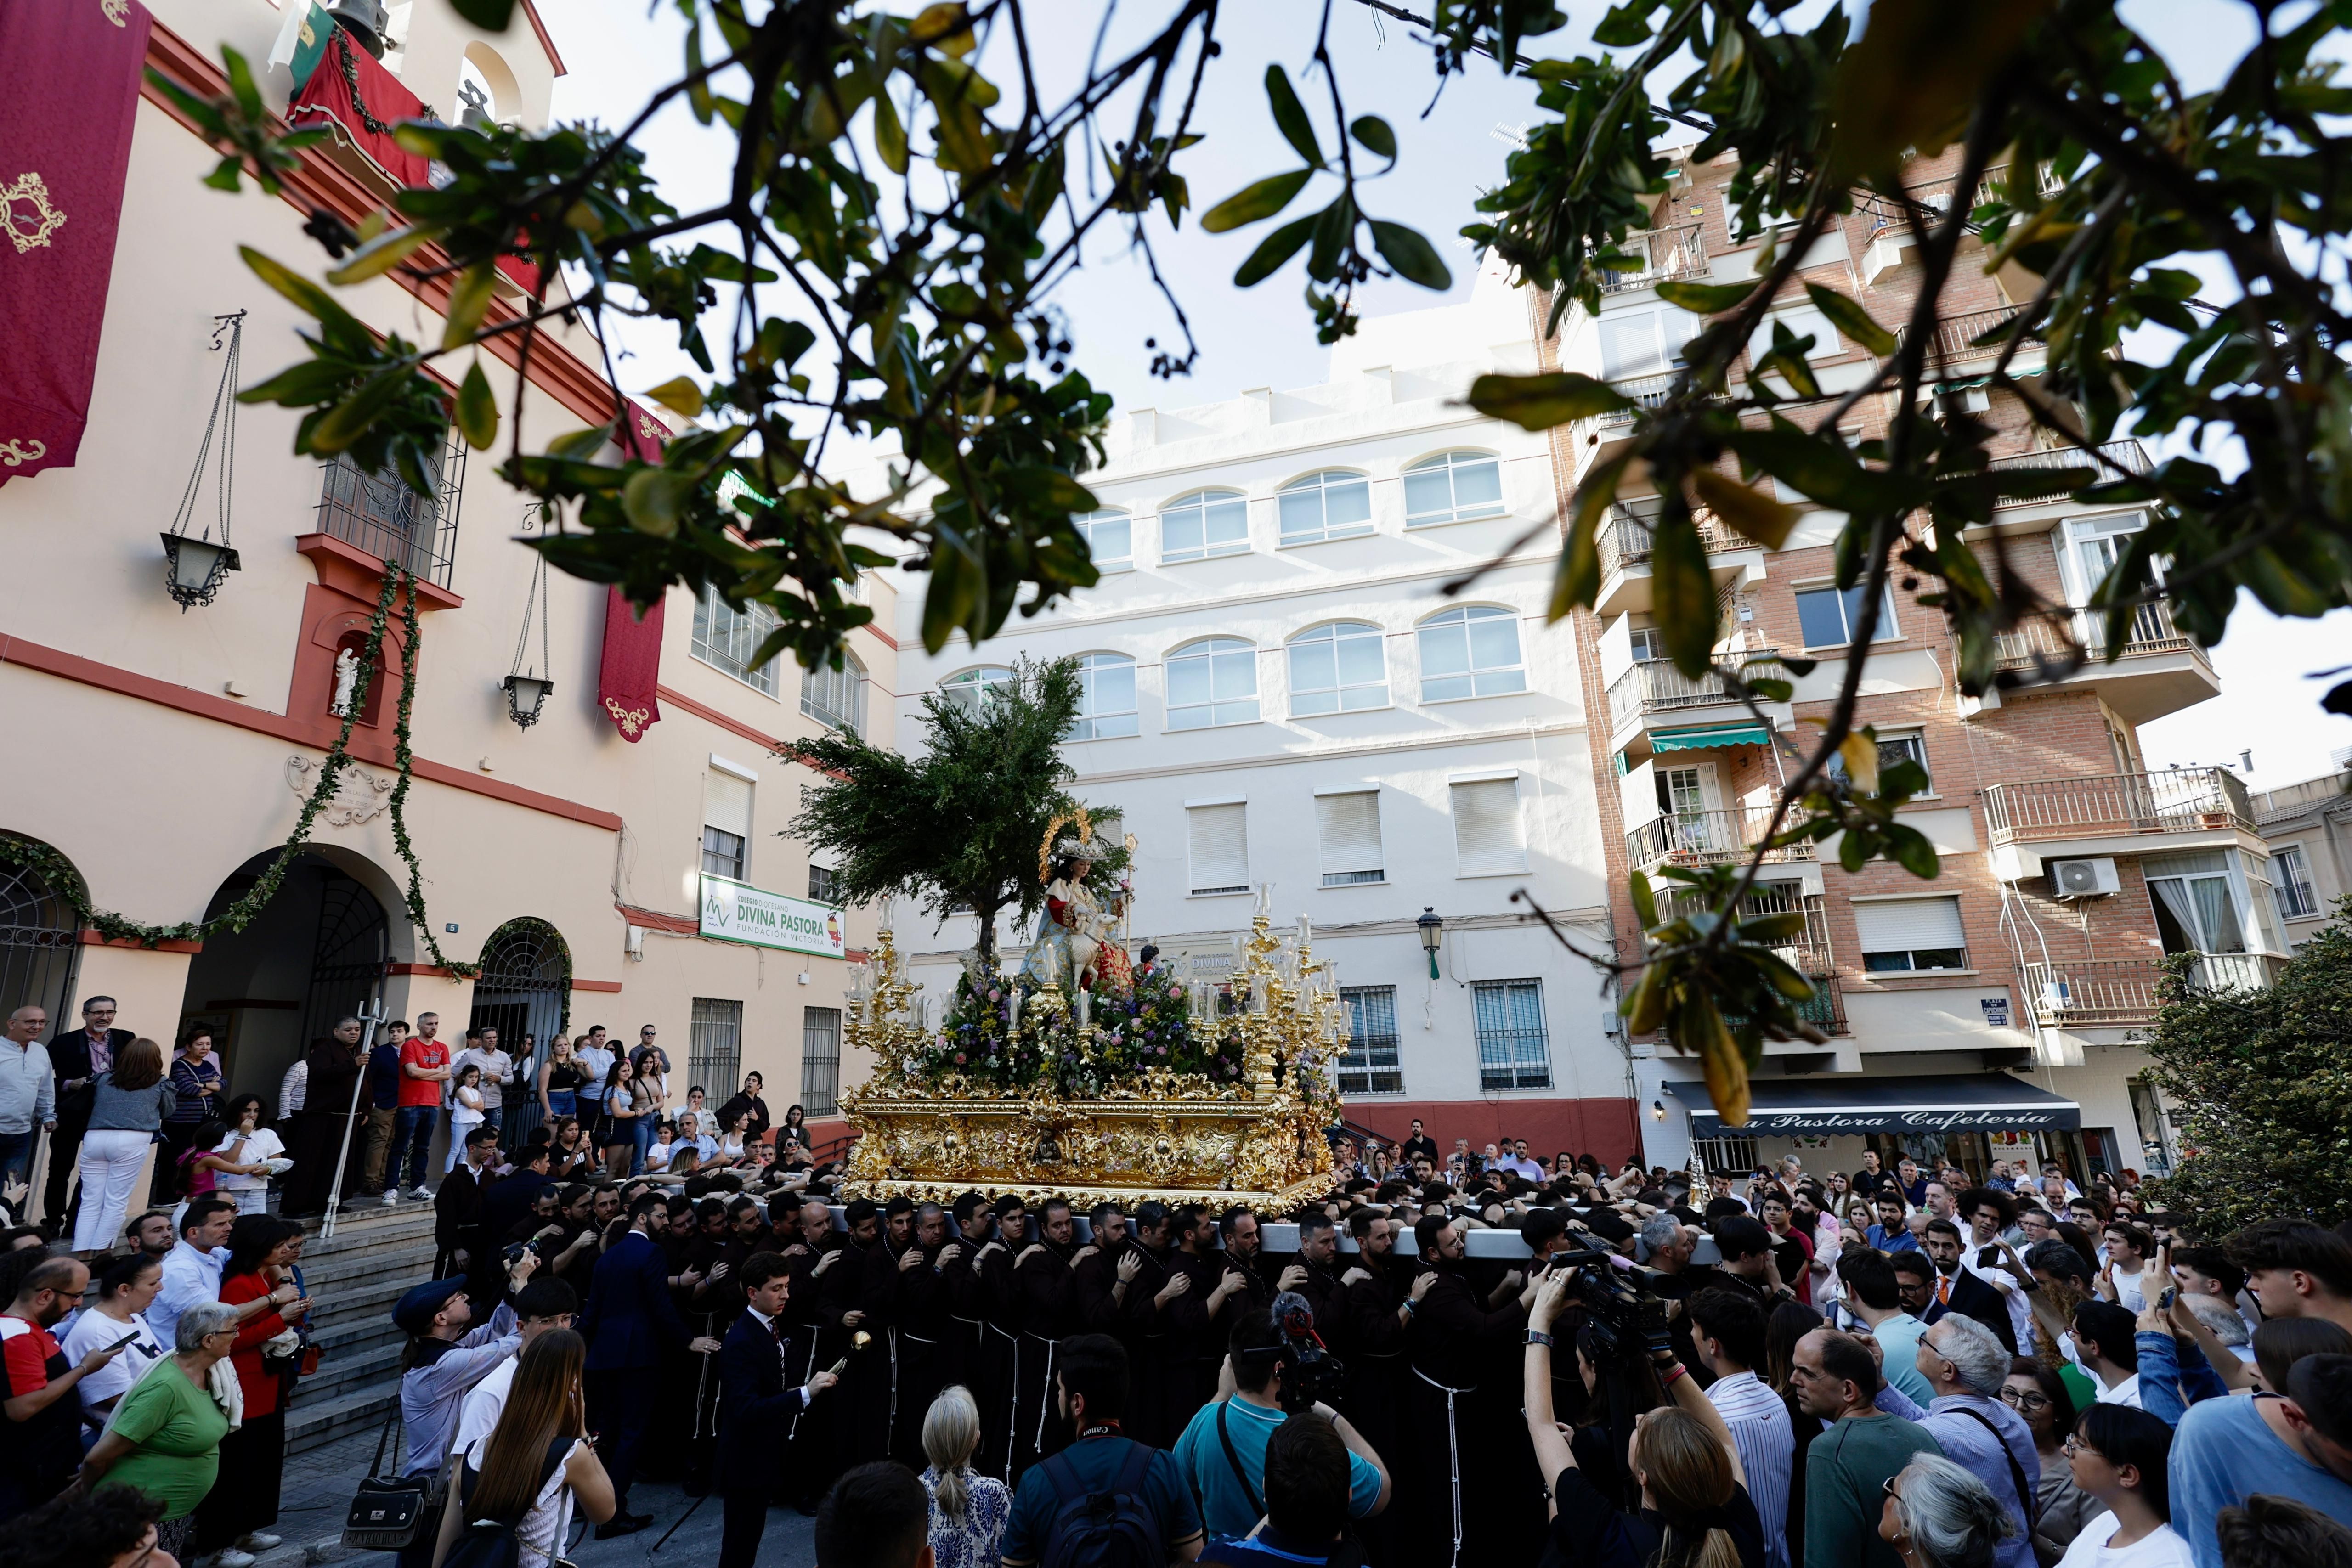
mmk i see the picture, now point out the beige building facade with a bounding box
[0,0,883,1210]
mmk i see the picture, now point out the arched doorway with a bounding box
[177,851,392,1103]
[469,918,570,1146]
[0,837,82,1031]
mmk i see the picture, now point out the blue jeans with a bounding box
[545,1089,576,1119]
[630,1112,657,1174]
[0,1129,32,1185]
[391,1106,439,1190]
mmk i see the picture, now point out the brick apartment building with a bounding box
[2251,752,2352,950]
[1544,146,2290,1183]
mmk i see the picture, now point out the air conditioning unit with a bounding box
[2049,857,2121,899]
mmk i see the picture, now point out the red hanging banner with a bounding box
[596,400,673,742]
[285,28,433,189]
[0,0,153,485]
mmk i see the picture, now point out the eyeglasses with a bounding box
[1882,1476,1905,1501]
[2063,1435,2098,1459]
[1996,1388,2052,1410]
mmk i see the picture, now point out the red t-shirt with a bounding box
[397,1039,449,1107]
[0,1314,74,1476]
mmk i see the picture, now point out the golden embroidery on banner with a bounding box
[838,918,1346,1214]
[602,696,654,737]
[100,0,130,26]
[3,173,66,254]
[0,440,49,468]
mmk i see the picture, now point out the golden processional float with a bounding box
[839,815,1344,1214]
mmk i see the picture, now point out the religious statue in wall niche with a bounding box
[328,646,361,718]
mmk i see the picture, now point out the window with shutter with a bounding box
[1188,803,1250,894]
[1854,897,1967,972]
[1452,778,1527,877]
[703,771,753,879]
[1471,979,1550,1090]
[1316,792,1385,886]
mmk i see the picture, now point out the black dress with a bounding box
[1542,1467,1768,1568]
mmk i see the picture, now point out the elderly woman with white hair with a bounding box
[1874,1312,2043,1568]
[75,1299,241,1562]
[1882,1453,2021,1568]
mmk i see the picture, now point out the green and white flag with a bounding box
[268,0,335,91]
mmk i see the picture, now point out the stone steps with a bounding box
[282,1205,446,1458]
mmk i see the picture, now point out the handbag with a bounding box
[343,1399,441,1550]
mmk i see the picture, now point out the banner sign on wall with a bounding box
[1665,1073,2081,1136]
[700,875,845,959]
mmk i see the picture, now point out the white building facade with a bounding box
[886,266,1643,1161]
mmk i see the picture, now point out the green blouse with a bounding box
[102,1362,229,1519]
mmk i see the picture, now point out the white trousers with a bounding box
[72,1129,154,1251]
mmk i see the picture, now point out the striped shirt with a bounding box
[1709,1368,1797,1568]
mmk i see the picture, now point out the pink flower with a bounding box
[954,1053,967,1065]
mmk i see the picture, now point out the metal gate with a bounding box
[0,843,81,1033]
[469,919,570,1146]
[300,869,390,1053]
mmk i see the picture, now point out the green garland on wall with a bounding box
[0,563,475,977]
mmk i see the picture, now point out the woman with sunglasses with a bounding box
[2002,1358,2098,1566]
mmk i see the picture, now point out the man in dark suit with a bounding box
[717,1250,839,1568]
[1921,1218,2019,1353]
[462,1141,554,1303]
[44,997,134,1228]
[434,1125,499,1276]
[580,1189,718,1536]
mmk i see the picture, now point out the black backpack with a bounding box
[440,1436,576,1568]
[1038,1439,1163,1568]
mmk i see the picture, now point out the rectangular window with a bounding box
[1080,510,1133,572]
[1598,307,1701,380]
[1471,978,1550,1090]
[801,1006,842,1117]
[1316,791,1385,887]
[1829,730,1931,793]
[808,864,843,904]
[2274,844,2319,919]
[1854,896,1968,972]
[1337,986,1402,1094]
[687,998,743,1107]
[690,583,780,695]
[1794,582,1897,649]
[1187,803,1250,895]
[1452,778,1528,877]
[703,770,752,880]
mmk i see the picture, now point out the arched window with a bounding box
[801,653,864,735]
[1070,653,1139,740]
[1077,508,1133,573]
[1277,470,1373,546]
[1287,623,1389,715]
[1418,606,1527,701]
[1403,451,1505,527]
[940,666,1014,713]
[1159,489,1250,564]
[1166,637,1260,730]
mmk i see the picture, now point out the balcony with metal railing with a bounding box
[1597,504,1747,578]
[1897,304,2030,367]
[2024,951,2273,1028]
[1981,767,2254,847]
[1627,806,1815,871]
[313,443,464,589]
[1591,369,1685,433]
[1982,439,2152,506]
[1860,163,2062,236]
[1599,224,1708,295]
[1607,653,1781,732]
[1994,603,2200,669]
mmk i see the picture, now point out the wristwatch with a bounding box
[1526,1330,1555,1348]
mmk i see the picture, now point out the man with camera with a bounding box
[1173,1304,1390,1542]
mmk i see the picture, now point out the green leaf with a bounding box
[1233,213,1317,287]
[1691,468,1798,550]
[455,361,498,450]
[1804,282,1898,355]
[910,3,977,55]
[308,370,413,454]
[1737,911,1807,943]
[1370,220,1452,291]
[1651,513,1719,675]
[447,0,516,29]
[1349,115,1397,162]
[1656,278,1762,314]
[1886,823,1942,879]
[548,423,616,460]
[442,262,497,350]
[622,468,695,537]
[1201,169,1314,234]
[645,376,706,419]
[1838,731,1882,793]
[325,223,442,285]
[1832,0,2057,175]
[1552,455,1625,619]
[1466,371,1634,430]
[240,247,362,335]
[1263,65,1324,169]
[1593,3,1657,46]
[223,46,264,119]
[872,91,909,175]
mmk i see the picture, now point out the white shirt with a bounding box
[212,1127,286,1192]
[451,1354,520,1459]
[279,1060,308,1116]
[150,1239,228,1347]
[2095,1373,2144,1409]
[453,1049,513,1111]
[573,1043,613,1099]
[2054,1515,2194,1568]
[2110,1264,2148,1314]
[59,1309,167,1415]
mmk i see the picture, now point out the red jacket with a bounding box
[220,1270,291,1417]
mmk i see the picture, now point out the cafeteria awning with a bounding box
[1651,723,1772,752]
[1663,1073,2080,1135]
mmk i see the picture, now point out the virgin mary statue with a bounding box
[1017,836,1132,993]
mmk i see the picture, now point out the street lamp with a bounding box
[1652,1099,1667,1121]
[501,672,554,729]
[1416,906,1443,981]
[160,533,241,609]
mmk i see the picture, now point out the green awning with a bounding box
[1652,724,1770,752]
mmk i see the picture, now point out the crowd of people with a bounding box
[6,1016,2352,1568]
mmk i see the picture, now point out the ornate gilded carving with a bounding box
[2,173,65,255]
[840,916,1346,1213]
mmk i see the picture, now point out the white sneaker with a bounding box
[380,1189,400,1207]
[410,1186,432,1201]
[238,1534,283,1551]
[209,1550,257,1568]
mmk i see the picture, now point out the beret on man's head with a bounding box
[392,1277,468,1337]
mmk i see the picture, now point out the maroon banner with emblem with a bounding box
[285,26,433,188]
[0,0,153,485]
[596,400,673,742]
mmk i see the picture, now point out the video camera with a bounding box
[1543,1242,1673,1367]
[1268,1289,1347,1414]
